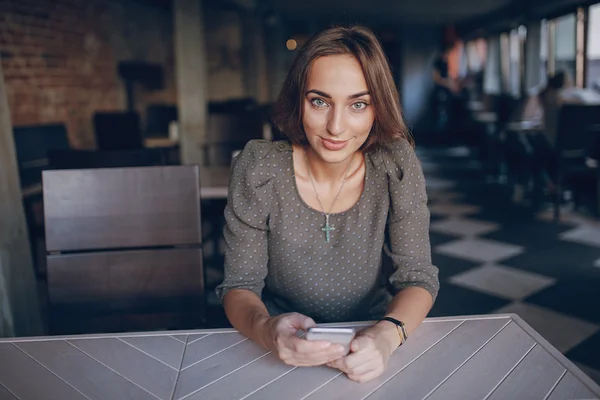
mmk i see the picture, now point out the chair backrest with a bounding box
[43,166,201,251]
[204,112,264,166]
[94,111,143,150]
[587,124,600,160]
[145,104,178,137]
[12,123,70,187]
[556,104,600,155]
[42,165,204,333]
[493,94,520,129]
[48,148,168,170]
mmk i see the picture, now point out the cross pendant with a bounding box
[321,214,335,243]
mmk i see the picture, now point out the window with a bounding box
[466,41,477,73]
[500,32,511,93]
[553,13,577,81]
[540,20,549,82]
[508,26,526,97]
[587,3,600,91]
[483,36,502,94]
[466,38,487,73]
[576,7,585,88]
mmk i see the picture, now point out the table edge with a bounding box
[509,313,600,395]
[0,314,512,343]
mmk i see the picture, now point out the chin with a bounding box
[315,147,356,164]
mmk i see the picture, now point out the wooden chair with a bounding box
[93,111,143,150]
[553,104,600,219]
[145,104,178,138]
[13,123,71,277]
[42,165,204,334]
[12,123,70,187]
[48,148,169,170]
[203,110,265,166]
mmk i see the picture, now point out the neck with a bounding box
[303,145,356,184]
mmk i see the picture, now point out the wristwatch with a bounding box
[379,316,408,347]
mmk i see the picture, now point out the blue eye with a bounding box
[352,102,367,110]
[311,98,327,108]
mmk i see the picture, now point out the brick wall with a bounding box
[0,0,177,149]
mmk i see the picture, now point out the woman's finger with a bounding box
[294,346,346,365]
[338,339,377,371]
[277,313,316,334]
[344,357,379,376]
[290,336,332,353]
[289,352,341,367]
[292,337,345,357]
[349,335,373,353]
[330,352,377,375]
[328,357,343,370]
[275,336,345,366]
[347,365,385,383]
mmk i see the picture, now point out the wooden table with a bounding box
[144,138,179,148]
[1,314,598,400]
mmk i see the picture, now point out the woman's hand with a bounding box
[327,322,400,383]
[260,312,347,367]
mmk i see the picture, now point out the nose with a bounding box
[326,106,346,136]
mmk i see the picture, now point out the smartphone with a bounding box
[305,327,356,355]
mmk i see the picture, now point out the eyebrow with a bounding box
[306,89,370,100]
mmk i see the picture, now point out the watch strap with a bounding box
[380,316,408,346]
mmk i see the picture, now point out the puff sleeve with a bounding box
[215,140,276,301]
[382,139,439,302]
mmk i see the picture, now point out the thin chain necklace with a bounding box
[304,148,355,243]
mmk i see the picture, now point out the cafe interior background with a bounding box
[1,0,600,384]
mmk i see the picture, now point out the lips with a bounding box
[321,137,349,151]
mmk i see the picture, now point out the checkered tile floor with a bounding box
[420,145,600,385]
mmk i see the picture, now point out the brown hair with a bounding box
[272,25,412,152]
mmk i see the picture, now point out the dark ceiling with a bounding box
[264,0,514,25]
[140,0,598,36]
[139,0,515,24]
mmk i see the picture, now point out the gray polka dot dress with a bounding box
[215,139,439,323]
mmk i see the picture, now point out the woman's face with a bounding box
[302,54,375,164]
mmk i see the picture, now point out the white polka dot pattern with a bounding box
[215,139,439,322]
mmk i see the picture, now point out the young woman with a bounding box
[216,25,439,383]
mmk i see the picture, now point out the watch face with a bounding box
[392,325,402,344]
[396,325,404,342]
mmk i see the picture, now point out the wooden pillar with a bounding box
[174,0,208,166]
[0,62,43,337]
